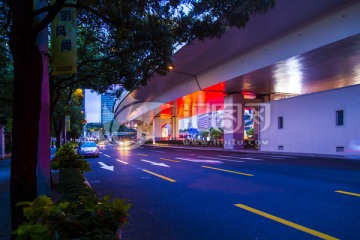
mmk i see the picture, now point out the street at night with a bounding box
[2,1,360,240]
[83,145,360,240]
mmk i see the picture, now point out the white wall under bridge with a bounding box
[260,84,360,156]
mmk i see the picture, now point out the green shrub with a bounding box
[59,168,97,203]
[15,142,131,239]
[246,128,254,138]
[13,196,69,240]
[13,194,131,240]
[51,143,90,173]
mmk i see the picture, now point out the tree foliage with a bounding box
[210,127,223,139]
[0,0,13,125]
[52,88,85,148]
[51,0,275,97]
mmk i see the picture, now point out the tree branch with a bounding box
[0,96,12,103]
[71,3,122,27]
[33,0,66,36]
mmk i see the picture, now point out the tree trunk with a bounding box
[54,117,65,149]
[9,1,42,233]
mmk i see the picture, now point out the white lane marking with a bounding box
[104,154,111,158]
[151,150,165,153]
[218,155,263,161]
[89,180,101,183]
[176,157,222,164]
[238,154,273,158]
[141,159,170,167]
[116,159,128,165]
[270,156,296,158]
[198,156,244,163]
[98,162,114,171]
[232,154,296,159]
[241,157,264,161]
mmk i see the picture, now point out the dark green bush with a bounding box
[59,168,97,203]
[15,144,131,240]
[51,143,90,173]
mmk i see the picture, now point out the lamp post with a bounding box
[167,65,202,91]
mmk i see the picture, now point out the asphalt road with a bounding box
[83,145,360,240]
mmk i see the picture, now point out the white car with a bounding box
[78,141,99,158]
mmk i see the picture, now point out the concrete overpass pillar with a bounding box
[171,116,179,140]
[252,106,259,142]
[224,93,244,150]
[170,101,179,140]
[137,124,143,140]
[152,116,162,143]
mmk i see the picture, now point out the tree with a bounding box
[246,127,254,138]
[52,88,84,148]
[201,130,209,139]
[210,127,223,139]
[3,0,275,232]
[0,2,13,128]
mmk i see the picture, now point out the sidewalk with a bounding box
[147,143,360,159]
[0,159,10,240]
[0,149,57,240]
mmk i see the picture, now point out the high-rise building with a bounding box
[101,93,116,125]
[197,111,223,131]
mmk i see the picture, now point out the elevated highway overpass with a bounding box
[114,0,360,157]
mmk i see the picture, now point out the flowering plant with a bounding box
[14,195,131,240]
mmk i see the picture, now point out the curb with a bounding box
[145,143,360,160]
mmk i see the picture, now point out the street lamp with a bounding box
[167,64,202,91]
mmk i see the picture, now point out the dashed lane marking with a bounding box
[234,204,339,240]
[142,170,176,182]
[176,157,222,164]
[104,154,111,158]
[202,166,253,176]
[218,155,263,161]
[160,158,181,163]
[198,156,244,163]
[116,159,128,165]
[335,190,360,197]
[137,153,148,156]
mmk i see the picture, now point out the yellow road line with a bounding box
[335,190,360,197]
[160,158,181,162]
[202,166,253,177]
[137,153,148,156]
[234,204,339,240]
[143,170,176,182]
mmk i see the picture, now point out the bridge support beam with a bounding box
[152,116,162,143]
[224,93,244,150]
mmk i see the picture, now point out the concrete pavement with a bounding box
[0,148,57,240]
[0,159,10,240]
